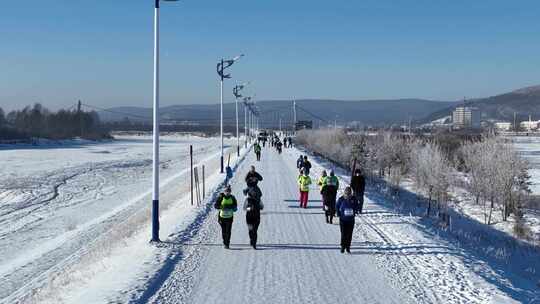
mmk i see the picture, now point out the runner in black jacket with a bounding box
[243,187,264,249]
[300,156,312,175]
[350,169,366,214]
[245,166,263,187]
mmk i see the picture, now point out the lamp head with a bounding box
[233,54,245,62]
[156,0,179,8]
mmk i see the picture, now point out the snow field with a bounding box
[0,135,245,303]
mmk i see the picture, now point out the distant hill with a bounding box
[98,99,455,127]
[421,85,540,124]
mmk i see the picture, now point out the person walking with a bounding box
[243,186,264,249]
[318,170,328,211]
[300,156,312,175]
[297,169,312,208]
[321,170,339,224]
[276,140,283,154]
[350,168,366,214]
[214,185,238,249]
[336,186,359,253]
[254,142,262,161]
[296,155,304,170]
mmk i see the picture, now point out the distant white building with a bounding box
[520,120,540,131]
[452,107,481,129]
[494,122,512,131]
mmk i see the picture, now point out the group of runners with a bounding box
[296,154,366,252]
[214,135,366,254]
[214,165,264,249]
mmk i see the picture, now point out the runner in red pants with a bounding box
[297,169,312,208]
[299,191,309,208]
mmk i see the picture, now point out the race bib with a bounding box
[343,208,354,217]
[221,209,234,218]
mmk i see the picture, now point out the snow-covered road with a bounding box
[133,145,531,304]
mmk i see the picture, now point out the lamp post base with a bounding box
[151,199,160,242]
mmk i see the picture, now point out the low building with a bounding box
[494,122,512,131]
[520,120,540,131]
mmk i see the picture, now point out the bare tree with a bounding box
[461,137,530,224]
[410,141,453,221]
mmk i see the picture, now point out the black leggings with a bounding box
[246,216,260,246]
[340,220,355,250]
[218,217,233,246]
[324,200,336,223]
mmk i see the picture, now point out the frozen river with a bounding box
[0,134,228,301]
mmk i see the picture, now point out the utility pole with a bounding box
[514,112,517,134]
[244,102,248,148]
[78,100,83,138]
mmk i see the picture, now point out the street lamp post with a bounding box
[217,54,244,173]
[244,100,248,148]
[293,99,297,133]
[249,109,253,141]
[151,0,178,243]
[233,83,249,157]
[243,97,251,147]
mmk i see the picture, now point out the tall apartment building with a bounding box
[452,107,481,129]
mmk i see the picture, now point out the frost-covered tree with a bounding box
[0,107,5,127]
[410,141,453,219]
[461,137,529,224]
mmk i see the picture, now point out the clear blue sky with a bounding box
[1,0,539,111]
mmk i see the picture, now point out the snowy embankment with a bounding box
[0,134,249,303]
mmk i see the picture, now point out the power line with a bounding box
[81,103,153,121]
[296,105,330,123]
